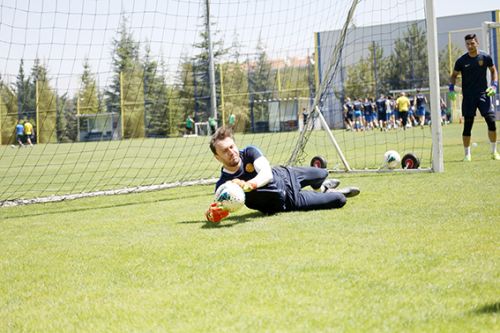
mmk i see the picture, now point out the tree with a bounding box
[143,44,169,137]
[106,17,144,138]
[386,23,428,90]
[343,42,387,99]
[191,19,228,122]
[79,59,100,114]
[16,59,35,120]
[439,43,463,87]
[219,61,248,131]
[58,93,77,142]
[0,80,18,144]
[248,41,273,127]
[176,56,196,128]
[31,59,57,143]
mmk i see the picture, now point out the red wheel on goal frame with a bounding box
[310,156,327,169]
[401,153,420,169]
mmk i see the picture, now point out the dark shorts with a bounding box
[345,111,353,121]
[416,106,426,116]
[461,93,493,118]
[16,134,24,141]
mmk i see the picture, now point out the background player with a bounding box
[449,34,498,161]
[15,120,25,147]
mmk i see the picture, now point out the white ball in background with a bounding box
[383,150,401,169]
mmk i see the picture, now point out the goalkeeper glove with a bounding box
[205,202,229,223]
[231,178,257,192]
[486,81,498,97]
[448,84,457,101]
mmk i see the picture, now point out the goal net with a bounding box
[0,0,443,206]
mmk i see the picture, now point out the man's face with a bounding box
[214,136,241,169]
[465,38,479,54]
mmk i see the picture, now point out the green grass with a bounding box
[1,124,432,201]
[0,124,499,332]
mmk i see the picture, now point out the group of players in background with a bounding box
[342,90,449,132]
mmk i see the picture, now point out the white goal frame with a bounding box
[291,0,444,173]
[194,121,210,136]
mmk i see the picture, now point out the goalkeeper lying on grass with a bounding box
[205,126,360,223]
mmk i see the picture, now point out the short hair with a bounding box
[209,126,234,155]
[464,34,477,41]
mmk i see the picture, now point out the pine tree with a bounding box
[0,80,18,144]
[192,20,228,122]
[219,61,248,131]
[386,24,428,90]
[79,59,100,114]
[143,44,168,137]
[439,43,462,87]
[16,59,35,120]
[248,40,273,130]
[31,59,57,143]
[343,42,387,98]
[106,17,144,138]
[176,56,196,132]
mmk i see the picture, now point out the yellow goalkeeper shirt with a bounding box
[24,122,33,135]
[396,96,410,112]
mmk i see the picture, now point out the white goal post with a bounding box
[289,0,443,173]
[194,122,210,136]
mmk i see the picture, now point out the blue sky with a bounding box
[0,0,498,93]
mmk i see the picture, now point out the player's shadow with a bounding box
[178,211,263,229]
[471,302,500,315]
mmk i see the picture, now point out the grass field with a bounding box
[0,123,498,332]
[1,122,432,203]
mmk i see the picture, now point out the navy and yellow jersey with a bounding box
[353,100,363,111]
[362,101,373,116]
[375,98,386,112]
[454,51,494,96]
[344,101,353,112]
[415,94,426,107]
[215,145,288,214]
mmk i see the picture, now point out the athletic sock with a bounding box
[464,146,471,156]
[491,142,497,154]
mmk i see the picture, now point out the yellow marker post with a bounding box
[0,86,3,146]
[0,88,2,146]
[36,80,40,143]
[76,92,80,142]
[219,63,225,126]
[120,71,125,139]
[276,68,282,94]
[314,32,320,94]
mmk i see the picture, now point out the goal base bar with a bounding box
[328,168,433,174]
[0,178,218,208]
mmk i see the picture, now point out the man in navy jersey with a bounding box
[343,97,354,131]
[375,94,387,130]
[205,127,360,223]
[449,34,499,161]
[414,89,427,128]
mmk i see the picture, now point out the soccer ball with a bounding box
[384,150,401,169]
[214,181,246,212]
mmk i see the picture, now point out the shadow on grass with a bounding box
[183,211,263,229]
[1,192,208,220]
[472,302,500,315]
